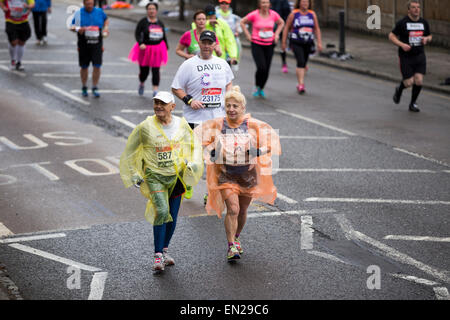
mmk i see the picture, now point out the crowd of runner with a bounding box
[1,0,433,270]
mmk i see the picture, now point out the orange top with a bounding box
[194,114,281,217]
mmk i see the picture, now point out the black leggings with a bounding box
[291,42,312,68]
[32,11,47,40]
[139,66,160,86]
[251,42,274,89]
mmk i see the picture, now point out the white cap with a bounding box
[153,91,175,104]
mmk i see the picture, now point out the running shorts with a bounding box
[291,42,312,68]
[5,22,31,42]
[218,165,257,189]
[78,42,103,68]
[399,53,426,79]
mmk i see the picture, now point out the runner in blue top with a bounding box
[70,0,109,98]
[32,0,51,45]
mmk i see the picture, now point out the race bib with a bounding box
[201,88,222,108]
[218,133,252,165]
[258,28,273,39]
[85,26,100,44]
[8,0,26,18]
[155,146,173,168]
[149,26,164,41]
[409,31,423,47]
[299,27,313,40]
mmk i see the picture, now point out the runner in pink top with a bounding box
[241,0,284,98]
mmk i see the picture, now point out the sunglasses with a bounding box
[219,2,230,4]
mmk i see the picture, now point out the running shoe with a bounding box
[92,87,100,98]
[15,61,24,71]
[409,103,420,112]
[234,237,243,254]
[227,245,240,260]
[152,91,158,98]
[9,60,15,70]
[297,84,305,94]
[185,186,193,199]
[138,84,144,96]
[163,248,175,266]
[393,86,401,104]
[152,253,165,271]
[282,64,288,73]
[81,86,88,97]
[203,193,208,206]
[252,87,260,97]
[258,88,266,98]
[42,36,48,45]
[36,40,42,46]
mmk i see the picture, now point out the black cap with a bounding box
[199,30,216,42]
[204,4,216,16]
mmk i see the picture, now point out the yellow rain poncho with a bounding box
[120,115,203,225]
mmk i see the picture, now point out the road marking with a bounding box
[300,215,314,250]
[0,223,14,237]
[275,168,437,173]
[389,274,440,286]
[88,272,108,300]
[72,89,138,94]
[384,235,450,242]
[0,49,77,53]
[9,243,102,272]
[0,60,127,66]
[121,109,183,115]
[335,214,450,284]
[276,193,298,204]
[190,208,336,219]
[0,233,66,244]
[393,147,450,168]
[305,197,450,205]
[279,136,348,140]
[34,73,136,78]
[307,250,349,265]
[44,82,90,106]
[0,64,26,77]
[433,287,450,300]
[275,109,357,136]
[10,162,60,181]
[112,116,136,128]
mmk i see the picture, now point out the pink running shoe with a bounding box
[297,84,305,94]
[282,64,288,73]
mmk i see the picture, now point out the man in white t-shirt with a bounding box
[171,30,234,200]
[172,30,234,129]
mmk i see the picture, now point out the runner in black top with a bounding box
[389,0,432,112]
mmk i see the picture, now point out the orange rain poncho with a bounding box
[195,114,281,217]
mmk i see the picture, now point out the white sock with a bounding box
[16,45,25,63]
[8,43,15,61]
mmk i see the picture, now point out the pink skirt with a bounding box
[128,41,168,67]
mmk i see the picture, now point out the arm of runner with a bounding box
[274,17,285,44]
[102,18,110,37]
[312,12,323,52]
[422,34,432,45]
[175,43,193,59]
[240,16,252,42]
[0,1,8,12]
[282,12,294,52]
[388,32,411,52]
[172,88,204,110]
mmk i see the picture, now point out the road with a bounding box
[0,2,449,302]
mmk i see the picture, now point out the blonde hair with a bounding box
[225,85,246,107]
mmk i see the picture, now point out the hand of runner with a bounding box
[139,44,147,50]
[422,37,430,45]
[401,43,411,52]
[190,100,204,110]
[134,178,144,189]
[102,29,109,38]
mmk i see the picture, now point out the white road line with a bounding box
[393,148,450,168]
[389,273,440,287]
[0,233,66,244]
[88,272,108,300]
[279,136,348,140]
[305,197,450,205]
[300,215,314,250]
[44,82,90,106]
[9,243,102,272]
[72,89,137,94]
[384,235,450,242]
[111,116,136,128]
[190,208,336,219]
[0,64,26,77]
[276,193,298,204]
[121,109,183,115]
[0,49,77,53]
[34,73,136,78]
[276,109,357,136]
[433,287,450,300]
[10,162,60,181]
[335,214,450,284]
[0,60,127,66]
[0,223,14,238]
[307,250,349,265]
[275,168,436,173]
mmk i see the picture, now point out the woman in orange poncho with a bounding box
[194,85,281,261]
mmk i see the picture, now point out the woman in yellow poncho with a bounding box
[119,91,203,271]
[194,86,281,261]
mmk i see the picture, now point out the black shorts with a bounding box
[291,41,312,68]
[399,54,426,79]
[5,21,31,42]
[219,165,257,189]
[78,42,103,68]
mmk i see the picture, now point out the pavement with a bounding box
[100,2,450,95]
